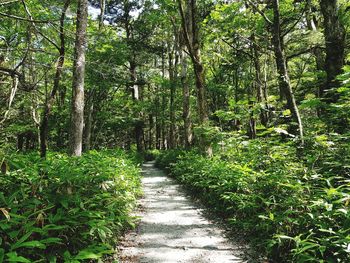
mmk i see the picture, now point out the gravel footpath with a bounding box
[118,161,247,263]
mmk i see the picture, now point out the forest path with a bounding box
[117,161,247,263]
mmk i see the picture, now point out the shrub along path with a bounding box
[118,162,246,263]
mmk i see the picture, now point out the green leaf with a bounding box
[0,248,4,263]
[6,252,31,263]
[12,241,46,250]
[41,237,62,245]
[10,231,34,250]
[48,256,57,263]
[74,250,100,260]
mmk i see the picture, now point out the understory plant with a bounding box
[0,150,141,262]
[156,135,350,262]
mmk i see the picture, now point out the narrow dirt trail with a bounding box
[118,162,247,263]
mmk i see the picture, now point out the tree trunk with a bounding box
[155,84,161,149]
[129,61,145,152]
[70,0,88,157]
[180,49,192,148]
[252,34,268,127]
[178,0,212,156]
[161,50,167,149]
[40,0,70,158]
[306,0,325,72]
[99,0,105,29]
[84,97,93,151]
[271,0,304,144]
[148,113,154,149]
[168,44,176,149]
[319,0,346,100]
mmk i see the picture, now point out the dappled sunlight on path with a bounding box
[118,162,246,263]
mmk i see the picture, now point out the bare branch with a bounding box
[21,0,60,50]
[0,11,58,23]
[0,66,23,78]
[0,0,19,6]
[246,0,272,25]
[0,76,19,125]
[281,2,308,38]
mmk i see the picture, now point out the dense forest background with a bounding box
[0,0,349,156]
[1,0,350,262]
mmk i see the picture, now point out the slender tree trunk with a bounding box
[70,0,88,157]
[180,49,192,148]
[252,34,268,127]
[148,113,153,149]
[306,0,324,72]
[40,0,70,158]
[161,50,167,149]
[99,0,105,29]
[178,0,212,156]
[155,83,161,149]
[305,1,324,117]
[319,0,345,100]
[271,0,304,144]
[84,96,93,151]
[129,61,145,152]
[168,44,176,149]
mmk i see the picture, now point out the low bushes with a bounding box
[157,141,350,262]
[0,150,141,262]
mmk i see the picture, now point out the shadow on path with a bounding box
[118,161,247,263]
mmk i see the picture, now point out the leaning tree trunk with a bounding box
[319,0,346,100]
[70,0,88,157]
[271,0,304,144]
[40,0,70,158]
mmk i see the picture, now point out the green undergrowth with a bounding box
[0,150,142,262]
[156,136,350,262]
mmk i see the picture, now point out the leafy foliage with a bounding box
[157,137,350,262]
[0,150,141,262]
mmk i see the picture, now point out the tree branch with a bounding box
[21,0,60,50]
[246,0,272,25]
[0,0,19,6]
[0,11,59,23]
[281,3,308,38]
[286,46,325,60]
[177,0,196,63]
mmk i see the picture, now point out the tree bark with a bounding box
[155,84,161,149]
[129,60,145,152]
[319,0,346,101]
[168,44,175,148]
[271,0,304,144]
[168,40,179,149]
[70,0,88,157]
[99,0,105,29]
[83,96,93,151]
[39,0,70,158]
[252,34,268,127]
[180,49,192,148]
[161,49,167,149]
[178,0,212,156]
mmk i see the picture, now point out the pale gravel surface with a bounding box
[118,161,247,263]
